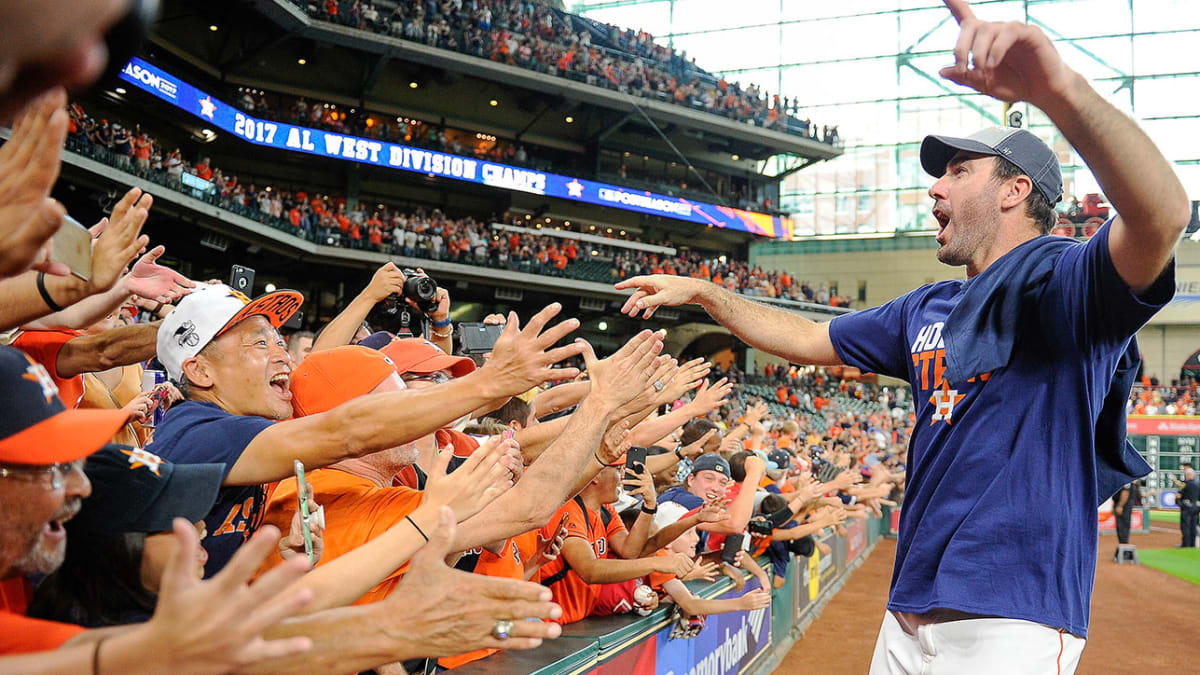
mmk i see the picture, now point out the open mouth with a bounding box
[932,208,950,242]
[269,372,292,400]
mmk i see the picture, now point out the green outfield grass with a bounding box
[1140,548,1200,587]
[1149,510,1180,524]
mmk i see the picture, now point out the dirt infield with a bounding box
[776,529,1200,673]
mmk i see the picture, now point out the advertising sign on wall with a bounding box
[643,579,772,675]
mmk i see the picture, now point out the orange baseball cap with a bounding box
[289,346,400,417]
[0,347,131,465]
[381,338,475,378]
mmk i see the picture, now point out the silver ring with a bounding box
[652,380,664,392]
[491,619,513,640]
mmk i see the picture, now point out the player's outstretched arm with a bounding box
[939,0,1189,292]
[615,275,842,366]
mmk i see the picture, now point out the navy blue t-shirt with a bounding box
[828,222,1173,637]
[148,401,274,577]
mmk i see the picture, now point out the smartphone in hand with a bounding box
[294,460,314,565]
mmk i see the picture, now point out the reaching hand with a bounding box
[734,589,771,612]
[615,274,712,320]
[744,400,769,426]
[695,497,730,525]
[939,0,1074,106]
[0,88,70,278]
[422,436,516,523]
[123,245,195,302]
[364,262,408,303]
[679,429,718,459]
[688,378,732,416]
[660,357,710,404]
[479,303,583,395]
[597,419,633,467]
[680,558,719,583]
[142,521,315,672]
[89,187,151,292]
[380,507,562,655]
[579,330,664,411]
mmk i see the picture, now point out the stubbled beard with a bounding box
[12,527,65,576]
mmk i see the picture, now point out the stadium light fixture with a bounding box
[409,81,419,89]
[598,321,608,331]
[731,154,740,161]
[264,283,277,293]
[489,99,498,107]
[297,58,306,65]
[114,87,126,95]
[565,116,574,123]
[209,25,218,31]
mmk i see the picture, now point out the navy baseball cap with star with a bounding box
[69,444,225,535]
[920,127,1063,205]
[0,346,131,466]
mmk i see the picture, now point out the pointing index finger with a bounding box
[944,0,976,24]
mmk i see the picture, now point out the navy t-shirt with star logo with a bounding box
[149,401,274,578]
[828,221,1173,638]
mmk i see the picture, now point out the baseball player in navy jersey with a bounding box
[615,1,1188,671]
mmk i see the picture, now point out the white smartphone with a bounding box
[50,215,92,281]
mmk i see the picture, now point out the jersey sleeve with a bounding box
[543,501,588,542]
[828,294,911,379]
[1044,219,1175,347]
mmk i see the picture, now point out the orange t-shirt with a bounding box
[645,549,675,595]
[0,577,84,654]
[12,330,84,408]
[260,468,424,605]
[538,498,619,624]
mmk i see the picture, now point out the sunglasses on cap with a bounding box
[401,371,451,385]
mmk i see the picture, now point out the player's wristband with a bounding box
[430,317,452,328]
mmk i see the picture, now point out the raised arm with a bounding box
[56,321,161,377]
[939,0,1189,292]
[558,537,691,585]
[616,275,842,366]
[228,304,584,485]
[700,457,766,534]
[452,331,663,550]
[311,262,406,351]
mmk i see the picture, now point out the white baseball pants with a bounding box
[868,611,1086,675]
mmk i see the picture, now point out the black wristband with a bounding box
[641,503,658,515]
[405,515,429,542]
[674,447,685,461]
[596,452,622,468]
[37,272,65,312]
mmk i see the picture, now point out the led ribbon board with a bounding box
[119,58,794,238]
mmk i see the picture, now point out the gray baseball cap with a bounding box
[920,127,1062,205]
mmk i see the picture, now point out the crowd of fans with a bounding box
[297,0,841,144]
[1,74,891,670]
[63,101,853,308]
[1127,379,1199,416]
